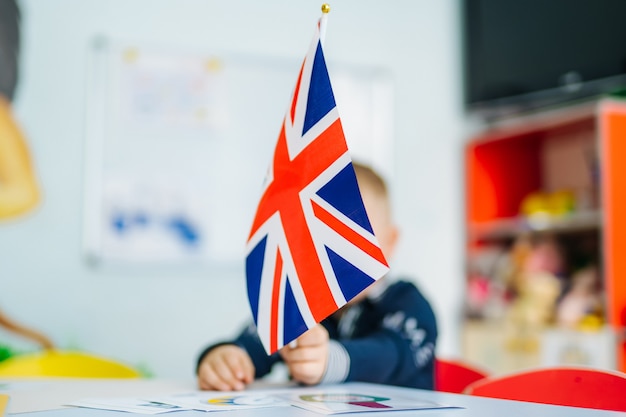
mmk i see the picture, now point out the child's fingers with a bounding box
[213,360,246,390]
[238,352,255,383]
[288,359,326,385]
[295,325,328,346]
[223,352,245,380]
[198,371,221,391]
[282,346,320,363]
[197,345,254,391]
[223,350,254,383]
[198,364,233,391]
[210,372,237,391]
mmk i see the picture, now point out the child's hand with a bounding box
[280,324,329,385]
[197,344,255,391]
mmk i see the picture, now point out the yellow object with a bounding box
[0,96,40,219]
[547,190,575,216]
[0,350,141,378]
[0,394,8,417]
[321,3,330,13]
[205,57,222,73]
[520,190,575,219]
[122,48,139,63]
[578,314,604,332]
[520,192,549,217]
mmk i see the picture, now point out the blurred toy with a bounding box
[465,247,511,320]
[556,266,603,329]
[523,234,565,277]
[520,190,576,225]
[513,235,564,324]
[508,270,561,328]
[505,235,564,352]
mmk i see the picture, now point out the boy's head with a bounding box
[352,161,399,264]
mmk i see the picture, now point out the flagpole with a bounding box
[319,3,330,45]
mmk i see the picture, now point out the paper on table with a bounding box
[68,397,191,414]
[160,385,457,415]
[152,391,289,411]
[277,387,456,415]
[67,390,291,414]
[67,384,459,415]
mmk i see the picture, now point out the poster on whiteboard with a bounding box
[83,37,394,266]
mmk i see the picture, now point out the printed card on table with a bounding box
[279,389,454,415]
[68,397,190,414]
[153,392,289,412]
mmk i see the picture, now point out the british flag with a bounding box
[246,16,390,355]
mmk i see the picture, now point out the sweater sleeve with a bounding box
[337,282,438,389]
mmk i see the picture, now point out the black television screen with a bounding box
[463,0,626,118]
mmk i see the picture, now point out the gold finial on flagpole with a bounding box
[319,3,330,45]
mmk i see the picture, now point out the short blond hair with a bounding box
[352,161,392,227]
[352,161,388,200]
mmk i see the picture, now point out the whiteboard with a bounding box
[83,37,394,266]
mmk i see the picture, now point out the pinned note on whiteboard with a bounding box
[82,38,394,267]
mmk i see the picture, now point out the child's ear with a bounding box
[383,224,400,260]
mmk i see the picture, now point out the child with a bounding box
[196,162,437,390]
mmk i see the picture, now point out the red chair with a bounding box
[434,358,489,393]
[464,366,626,412]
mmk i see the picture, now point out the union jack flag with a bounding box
[246,15,390,354]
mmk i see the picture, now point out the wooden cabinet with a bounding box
[463,99,626,373]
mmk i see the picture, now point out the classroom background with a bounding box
[2,0,624,378]
[1,0,464,378]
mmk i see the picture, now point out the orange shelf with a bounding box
[468,210,602,242]
[466,114,595,226]
[464,100,626,372]
[599,99,626,372]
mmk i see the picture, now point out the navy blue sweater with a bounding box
[197,279,437,390]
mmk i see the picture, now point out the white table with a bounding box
[1,378,623,417]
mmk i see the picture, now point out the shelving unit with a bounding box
[462,99,626,374]
[468,210,602,242]
[466,104,597,231]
